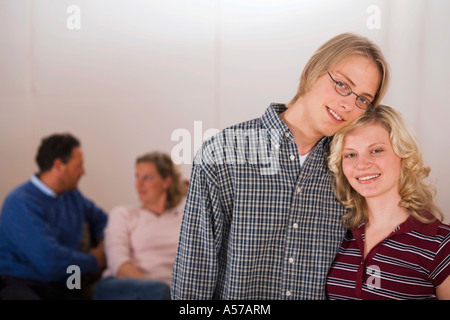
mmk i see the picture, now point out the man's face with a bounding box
[59,146,85,191]
[302,55,381,137]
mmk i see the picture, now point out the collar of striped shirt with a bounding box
[353,213,441,241]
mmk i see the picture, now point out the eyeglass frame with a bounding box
[327,71,373,110]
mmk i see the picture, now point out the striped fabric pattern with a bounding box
[171,104,347,300]
[326,217,450,300]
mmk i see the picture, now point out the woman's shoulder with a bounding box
[165,197,187,216]
[409,218,450,250]
[436,221,450,239]
[109,205,141,218]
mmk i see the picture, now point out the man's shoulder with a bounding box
[1,181,49,217]
[219,103,287,135]
[193,104,285,166]
[210,116,263,140]
[65,188,96,203]
[3,180,39,203]
[64,189,105,212]
[203,108,278,145]
[228,115,263,130]
[194,117,262,165]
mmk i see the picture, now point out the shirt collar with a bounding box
[262,103,330,170]
[261,103,289,133]
[353,214,441,238]
[30,174,57,198]
[398,215,441,236]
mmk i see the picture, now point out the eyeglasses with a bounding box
[327,71,373,110]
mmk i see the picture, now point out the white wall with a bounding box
[1,0,449,221]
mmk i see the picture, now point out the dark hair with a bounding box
[136,151,184,209]
[35,133,80,173]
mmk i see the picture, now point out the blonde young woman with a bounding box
[94,152,186,300]
[326,105,450,300]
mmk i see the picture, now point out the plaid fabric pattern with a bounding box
[171,103,347,299]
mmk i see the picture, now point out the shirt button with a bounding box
[289,257,294,264]
[284,131,290,138]
[296,187,301,194]
[286,290,292,297]
[290,154,295,160]
[293,223,298,229]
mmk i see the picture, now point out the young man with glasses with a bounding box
[171,33,390,300]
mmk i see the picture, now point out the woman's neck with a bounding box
[365,193,409,231]
[363,193,409,259]
[142,194,167,216]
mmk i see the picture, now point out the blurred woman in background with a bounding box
[93,151,186,300]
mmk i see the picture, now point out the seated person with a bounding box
[0,133,108,300]
[93,151,186,300]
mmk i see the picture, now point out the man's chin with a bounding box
[65,184,79,192]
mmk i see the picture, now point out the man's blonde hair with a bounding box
[289,33,390,107]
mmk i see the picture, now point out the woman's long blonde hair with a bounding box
[328,105,443,229]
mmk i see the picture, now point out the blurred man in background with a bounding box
[0,133,108,300]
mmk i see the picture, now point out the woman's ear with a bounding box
[163,176,173,190]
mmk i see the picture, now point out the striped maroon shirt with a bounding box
[326,216,450,300]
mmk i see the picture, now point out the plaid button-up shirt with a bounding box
[171,103,347,299]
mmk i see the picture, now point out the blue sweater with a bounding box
[0,177,108,282]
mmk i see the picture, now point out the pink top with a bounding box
[102,199,185,285]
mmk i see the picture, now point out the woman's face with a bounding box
[135,162,171,206]
[341,122,402,201]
